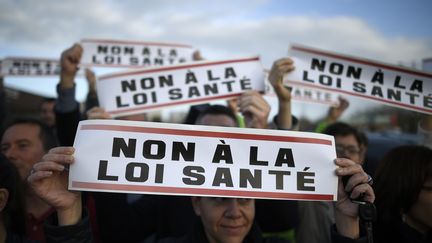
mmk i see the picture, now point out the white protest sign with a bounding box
[80,39,195,68]
[285,45,432,114]
[70,120,338,201]
[97,57,266,117]
[1,57,60,76]
[265,79,338,106]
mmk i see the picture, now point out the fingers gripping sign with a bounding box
[86,106,113,120]
[335,158,375,205]
[27,146,82,225]
[334,158,375,239]
[268,58,295,102]
[60,43,83,88]
[238,90,270,129]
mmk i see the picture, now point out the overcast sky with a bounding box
[1,0,431,120]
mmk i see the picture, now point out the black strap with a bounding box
[358,202,376,243]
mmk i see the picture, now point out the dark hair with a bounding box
[39,97,56,109]
[323,122,366,146]
[5,118,58,152]
[0,153,26,234]
[195,105,239,127]
[183,104,211,124]
[373,145,432,224]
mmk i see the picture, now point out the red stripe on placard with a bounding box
[80,123,332,145]
[285,80,432,114]
[72,181,334,200]
[291,45,432,79]
[4,57,59,62]
[107,92,243,115]
[99,57,261,80]
[81,38,193,48]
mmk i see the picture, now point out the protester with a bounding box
[84,68,99,113]
[265,59,364,243]
[92,104,271,242]
[0,153,27,242]
[28,102,374,243]
[251,57,299,241]
[0,152,92,243]
[267,57,298,130]
[0,118,58,242]
[297,122,369,243]
[54,43,83,146]
[315,96,350,133]
[0,118,102,242]
[373,145,432,243]
[39,98,56,129]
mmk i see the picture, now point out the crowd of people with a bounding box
[0,43,431,243]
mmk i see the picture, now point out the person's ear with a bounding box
[0,188,9,212]
[191,197,202,216]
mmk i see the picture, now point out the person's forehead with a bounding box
[2,123,42,142]
[335,134,359,146]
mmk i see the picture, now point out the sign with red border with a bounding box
[286,45,432,114]
[70,120,338,201]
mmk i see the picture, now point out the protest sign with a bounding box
[285,45,432,114]
[97,57,266,117]
[80,38,195,68]
[69,119,338,201]
[265,80,338,106]
[1,57,60,76]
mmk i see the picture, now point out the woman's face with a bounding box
[192,197,255,243]
[406,177,432,234]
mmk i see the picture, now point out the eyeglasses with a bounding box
[335,144,361,156]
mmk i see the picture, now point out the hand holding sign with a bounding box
[238,90,270,129]
[86,106,113,120]
[60,43,83,88]
[268,58,296,130]
[28,146,82,226]
[268,57,295,102]
[327,96,350,123]
[334,158,375,238]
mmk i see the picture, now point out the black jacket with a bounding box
[5,215,92,243]
[374,220,432,243]
[143,220,289,243]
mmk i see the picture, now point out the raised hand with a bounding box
[238,90,270,129]
[60,43,83,89]
[28,146,82,225]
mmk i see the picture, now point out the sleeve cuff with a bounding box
[44,209,92,243]
[273,114,299,131]
[331,224,368,243]
[56,83,79,113]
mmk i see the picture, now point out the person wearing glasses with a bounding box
[297,122,368,243]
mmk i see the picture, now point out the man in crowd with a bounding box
[39,98,56,129]
[0,118,58,242]
[297,122,369,243]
